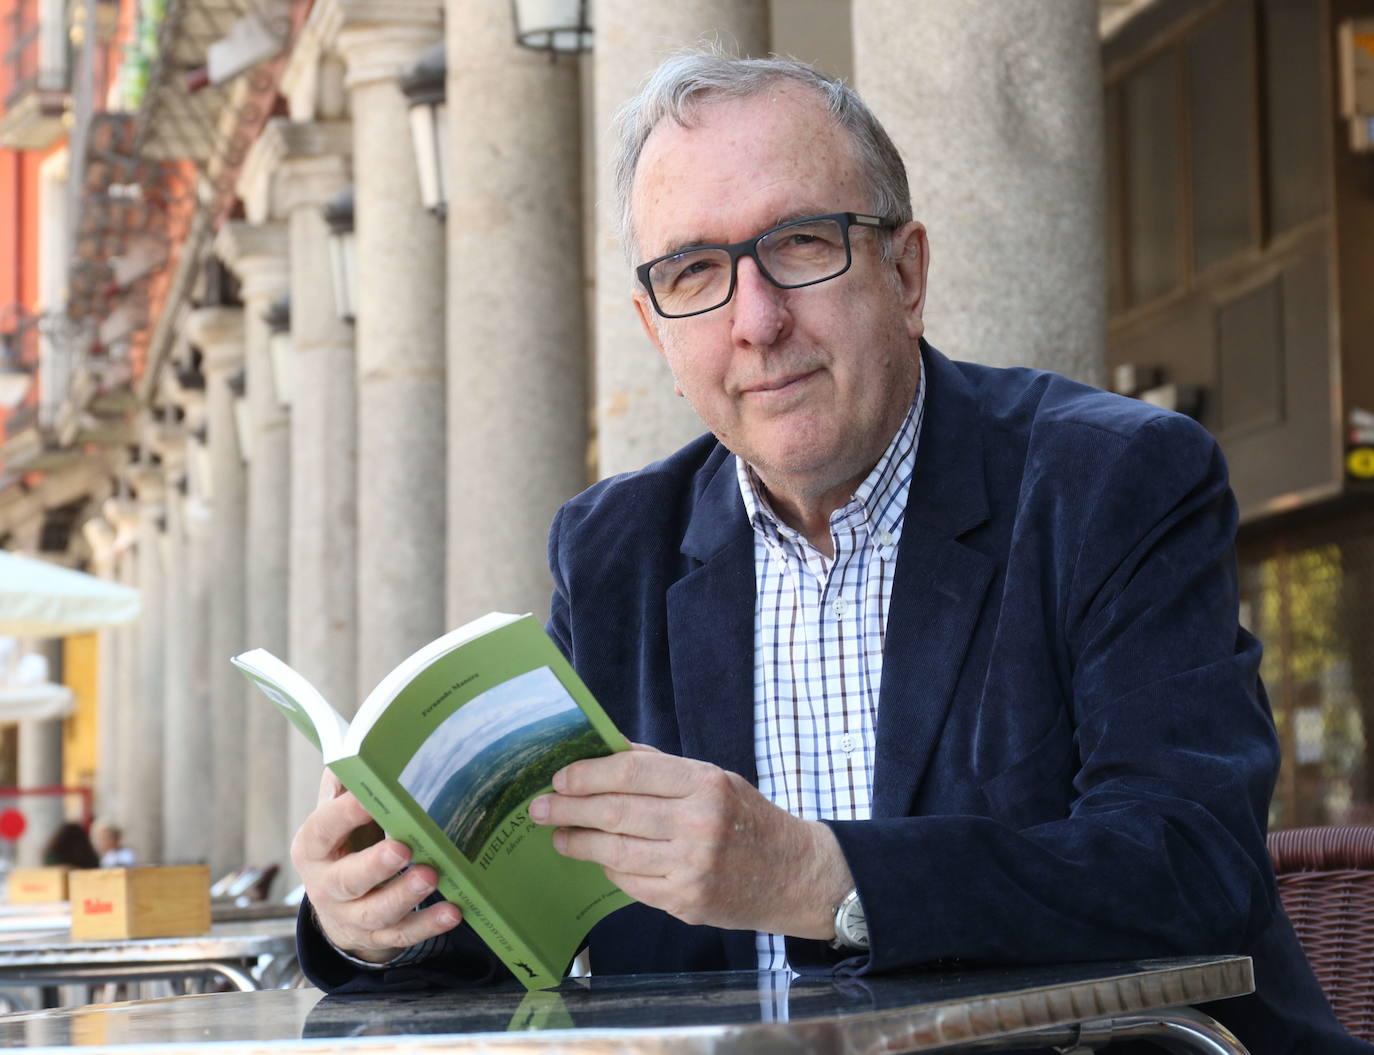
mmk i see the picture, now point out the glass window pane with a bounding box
[1124,51,1181,304]
[1262,0,1328,233]
[1240,531,1373,830]
[1106,86,1125,316]
[1189,0,1256,271]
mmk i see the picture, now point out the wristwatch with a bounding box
[830,888,869,951]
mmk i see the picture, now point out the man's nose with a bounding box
[730,256,791,348]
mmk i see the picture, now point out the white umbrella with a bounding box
[0,682,74,721]
[0,550,140,637]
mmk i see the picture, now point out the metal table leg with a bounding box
[1056,1005,1251,1054]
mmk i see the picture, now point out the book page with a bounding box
[231,649,350,761]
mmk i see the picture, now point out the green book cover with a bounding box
[231,612,634,990]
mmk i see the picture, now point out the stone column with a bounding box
[106,503,139,830]
[445,5,585,623]
[82,515,121,824]
[852,0,1105,382]
[593,1,769,477]
[264,118,359,833]
[126,462,166,863]
[158,427,212,865]
[188,306,248,880]
[16,709,63,867]
[322,0,446,692]
[215,223,293,881]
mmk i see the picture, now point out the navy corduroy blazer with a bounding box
[300,345,1366,1054]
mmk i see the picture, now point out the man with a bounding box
[293,53,1366,1052]
[92,821,136,869]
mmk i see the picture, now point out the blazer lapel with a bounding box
[872,347,995,818]
[667,452,759,787]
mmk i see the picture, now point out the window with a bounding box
[1239,523,1374,828]
[1106,0,1328,315]
[1123,50,1182,304]
[1261,0,1327,234]
[1188,0,1257,271]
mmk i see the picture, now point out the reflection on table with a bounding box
[0,955,1255,1053]
[0,918,300,1011]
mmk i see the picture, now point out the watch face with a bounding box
[838,896,869,949]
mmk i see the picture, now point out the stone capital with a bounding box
[214,222,290,301]
[313,0,441,46]
[175,388,208,432]
[185,307,246,373]
[279,154,352,214]
[311,0,441,89]
[151,424,190,473]
[258,120,354,213]
[127,463,167,506]
[241,120,353,221]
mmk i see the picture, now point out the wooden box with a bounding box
[69,865,211,940]
[7,866,70,903]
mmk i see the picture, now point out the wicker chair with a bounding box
[1268,825,1374,1042]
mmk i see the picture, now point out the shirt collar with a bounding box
[735,350,926,556]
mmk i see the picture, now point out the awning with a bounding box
[0,550,140,637]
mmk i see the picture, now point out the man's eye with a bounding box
[672,257,717,284]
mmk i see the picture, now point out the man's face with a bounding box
[630,86,928,504]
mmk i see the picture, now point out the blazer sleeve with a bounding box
[820,413,1281,972]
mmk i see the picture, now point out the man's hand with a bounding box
[527,746,853,939]
[291,771,462,963]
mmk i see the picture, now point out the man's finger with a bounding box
[339,862,439,927]
[358,896,464,956]
[317,768,343,808]
[322,837,415,903]
[294,791,377,864]
[553,749,706,798]
[531,791,679,840]
[553,827,672,878]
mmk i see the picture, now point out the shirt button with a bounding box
[832,598,849,617]
[877,530,895,547]
[840,734,856,754]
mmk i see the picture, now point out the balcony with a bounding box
[0,0,69,150]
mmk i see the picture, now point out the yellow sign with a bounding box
[1347,447,1374,479]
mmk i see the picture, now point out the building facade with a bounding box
[0,0,1368,885]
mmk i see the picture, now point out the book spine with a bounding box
[329,756,564,990]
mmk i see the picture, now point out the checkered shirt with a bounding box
[736,366,925,971]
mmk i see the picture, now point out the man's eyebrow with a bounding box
[654,208,836,259]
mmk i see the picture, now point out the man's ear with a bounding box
[632,291,685,396]
[889,221,929,341]
[632,290,666,354]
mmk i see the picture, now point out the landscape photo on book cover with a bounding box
[397,665,612,863]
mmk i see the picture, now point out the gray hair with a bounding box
[611,50,913,265]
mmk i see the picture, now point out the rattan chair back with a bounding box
[1268,825,1374,1042]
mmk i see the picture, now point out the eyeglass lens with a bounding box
[647,217,851,317]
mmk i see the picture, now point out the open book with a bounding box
[231,612,634,990]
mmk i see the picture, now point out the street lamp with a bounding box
[402,43,448,218]
[512,0,592,53]
[324,187,357,323]
[264,294,291,407]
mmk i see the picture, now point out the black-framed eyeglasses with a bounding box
[635,212,899,320]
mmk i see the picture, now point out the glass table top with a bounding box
[0,956,1253,1052]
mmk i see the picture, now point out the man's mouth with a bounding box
[742,369,820,395]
